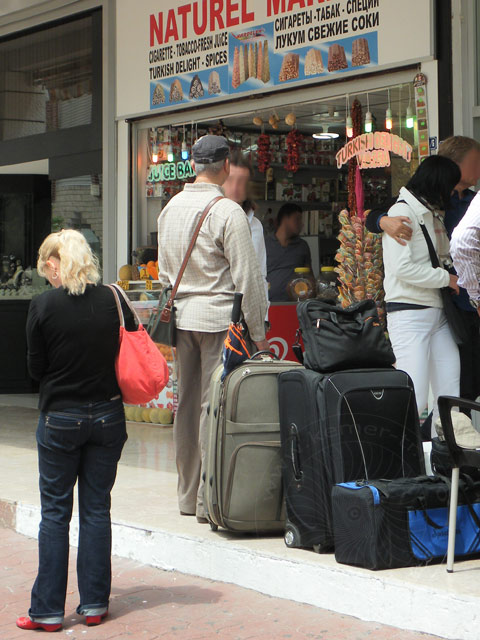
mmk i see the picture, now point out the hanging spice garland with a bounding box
[285,128,303,173]
[257,133,272,173]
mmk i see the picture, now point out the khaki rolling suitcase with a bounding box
[204,354,302,533]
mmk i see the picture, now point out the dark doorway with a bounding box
[0,174,51,393]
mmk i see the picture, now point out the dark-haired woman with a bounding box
[383,155,461,433]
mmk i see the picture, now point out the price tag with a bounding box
[117,280,130,291]
[145,280,153,291]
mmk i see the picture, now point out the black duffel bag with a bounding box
[332,475,480,570]
[295,299,395,372]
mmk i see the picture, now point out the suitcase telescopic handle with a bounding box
[289,423,303,484]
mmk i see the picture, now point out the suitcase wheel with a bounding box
[284,523,301,548]
[209,522,218,532]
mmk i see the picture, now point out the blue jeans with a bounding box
[29,398,127,624]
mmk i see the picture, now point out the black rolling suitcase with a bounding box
[278,367,425,551]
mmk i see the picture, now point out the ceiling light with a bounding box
[385,89,392,130]
[181,124,189,160]
[364,111,373,133]
[406,105,414,129]
[313,132,339,139]
[346,116,354,138]
[385,108,393,131]
[406,84,414,128]
[364,93,373,133]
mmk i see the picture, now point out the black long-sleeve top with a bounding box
[26,284,135,412]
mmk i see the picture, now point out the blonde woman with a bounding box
[17,230,135,633]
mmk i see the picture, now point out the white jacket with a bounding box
[383,187,450,308]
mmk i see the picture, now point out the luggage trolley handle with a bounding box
[289,423,303,487]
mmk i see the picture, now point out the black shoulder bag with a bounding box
[419,223,469,345]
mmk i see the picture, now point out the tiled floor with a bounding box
[0,526,440,640]
[0,398,479,639]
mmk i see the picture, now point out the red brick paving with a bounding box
[0,526,440,640]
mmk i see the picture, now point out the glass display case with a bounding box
[115,279,162,326]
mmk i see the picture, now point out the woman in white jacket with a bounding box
[383,155,461,434]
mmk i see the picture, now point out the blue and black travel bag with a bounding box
[332,475,480,570]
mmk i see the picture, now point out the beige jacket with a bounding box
[157,182,267,342]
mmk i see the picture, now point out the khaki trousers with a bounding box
[174,329,226,517]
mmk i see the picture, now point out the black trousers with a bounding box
[458,309,480,401]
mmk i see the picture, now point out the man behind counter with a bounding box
[265,203,312,302]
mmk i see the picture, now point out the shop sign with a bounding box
[335,132,413,170]
[116,0,433,118]
[147,160,196,181]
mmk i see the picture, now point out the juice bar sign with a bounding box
[148,160,195,181]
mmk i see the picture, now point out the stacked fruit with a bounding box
[124,405,173,425]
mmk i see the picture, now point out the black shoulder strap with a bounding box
[419,223,441,269]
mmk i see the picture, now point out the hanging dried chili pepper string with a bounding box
[347,99,362,215]
[285,128,303,173]
[257,133,272,173]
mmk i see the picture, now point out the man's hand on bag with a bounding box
[449,274,460,295]
[380,216,413,246]
[254,339,271,352]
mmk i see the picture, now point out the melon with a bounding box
[150,408,161,423]
[142,408,152,423]
[157,408,173,424]
[125,406,135,421]
[134,407,144,422]
[118,265,132,280]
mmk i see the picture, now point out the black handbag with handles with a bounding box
[147,195,224,347]
[419,222,469,346]
[147,285,174,346]
[295,298,395,372]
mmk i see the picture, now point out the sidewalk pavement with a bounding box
[0,526,440,640]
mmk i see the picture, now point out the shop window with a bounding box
[132,82,417,278]
[0,15,93,141]
[51,174,103,266]
[0,174,51,299]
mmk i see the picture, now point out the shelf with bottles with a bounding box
[264,199,334,208]
[271,176,347,204]
[299,208,341,238]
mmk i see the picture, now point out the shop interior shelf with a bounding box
[266,164,346,174]
[265,200,334,208]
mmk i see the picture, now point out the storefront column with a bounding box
[116,119,131,270]
[451,0,476,138]
[102,0,117,283]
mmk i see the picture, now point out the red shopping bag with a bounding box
[107,284,169,405]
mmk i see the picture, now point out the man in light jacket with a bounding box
[157,136,269,523]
